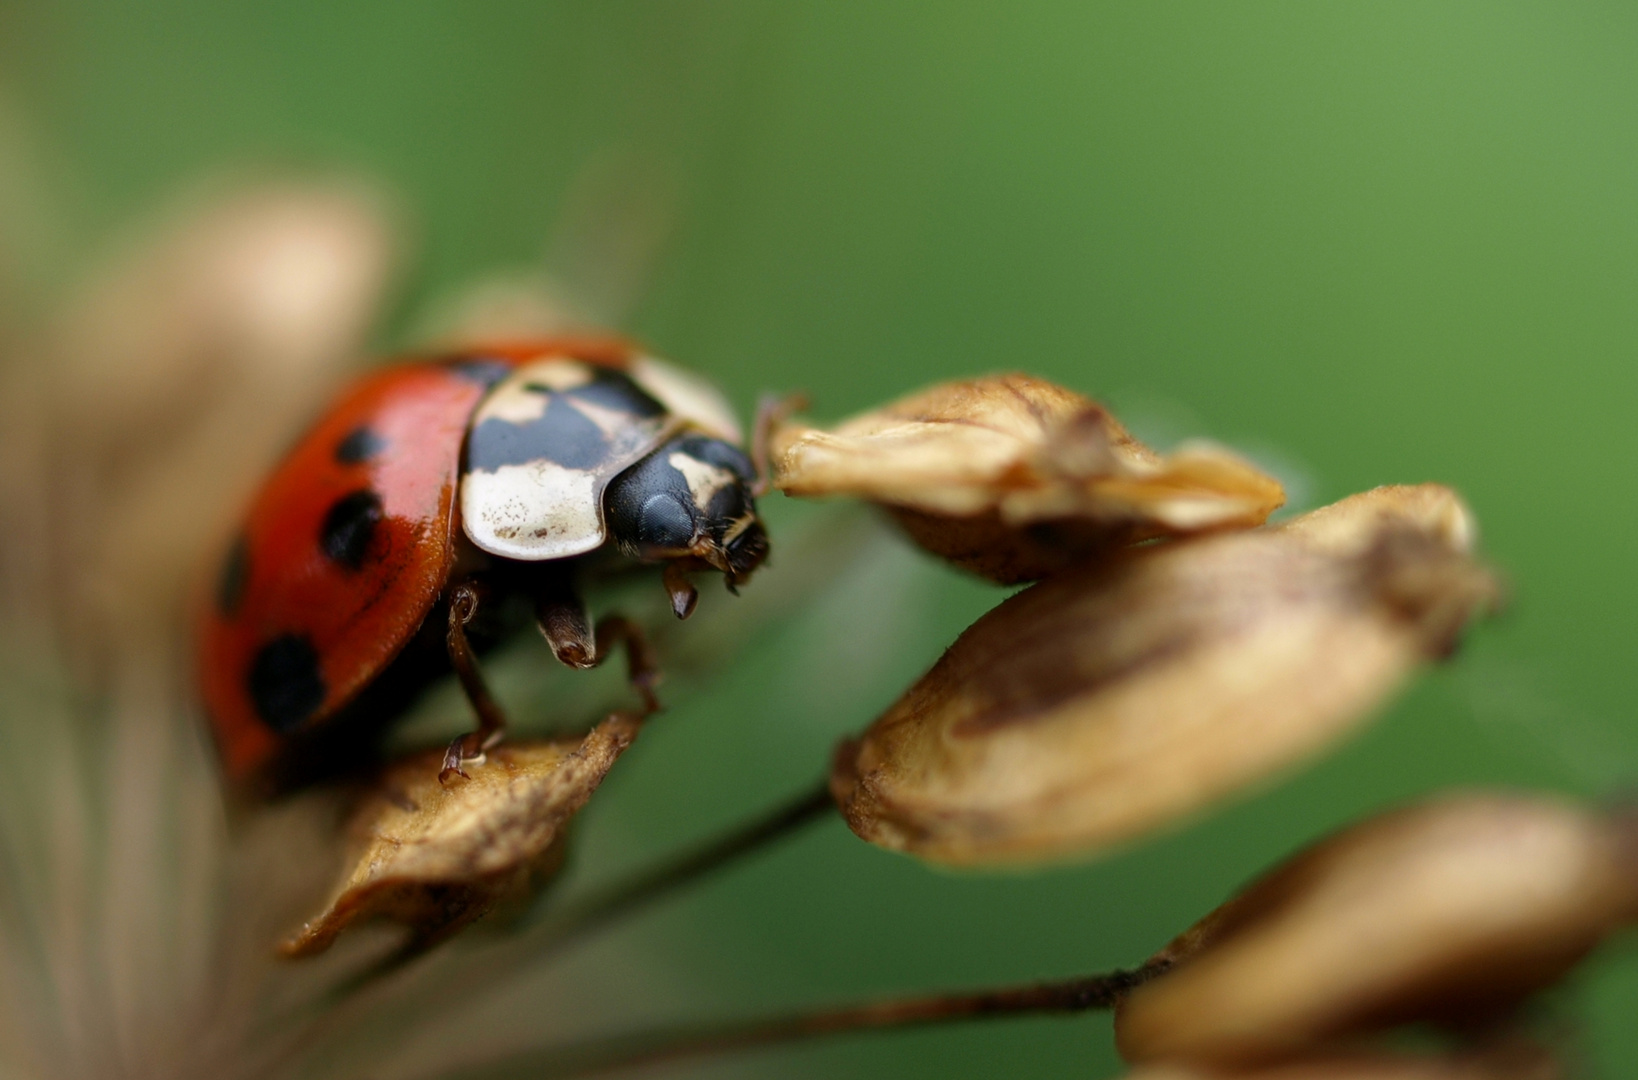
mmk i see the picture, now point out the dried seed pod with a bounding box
[1122,1041,1563,1079]
[281,716,639,957]
[771,374,1285,582]
[1115,794,1638,1065]
[830,485,1499,866]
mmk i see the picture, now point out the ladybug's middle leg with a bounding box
[535,578,662,718]
[439,580,510,784]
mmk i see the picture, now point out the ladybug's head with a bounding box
[604,433,770,615]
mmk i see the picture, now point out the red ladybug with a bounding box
[198,339,770,791]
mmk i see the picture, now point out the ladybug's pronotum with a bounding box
[197,339,770,790]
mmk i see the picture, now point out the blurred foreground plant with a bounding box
[0,177,396,1077]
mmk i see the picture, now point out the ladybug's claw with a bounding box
[439,735,469,782]
[442,580,509,782]
[438,738,470,786]
[438,730,493,786]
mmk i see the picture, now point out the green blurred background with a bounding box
[4,2,1637,1077]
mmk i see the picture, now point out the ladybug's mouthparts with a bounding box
[724,520,770,588]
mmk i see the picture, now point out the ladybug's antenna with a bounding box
[750,391,806,499]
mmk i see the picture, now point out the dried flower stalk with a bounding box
[771,373,1285,582]
[1121,1041,1563,1080]
[832,485,1500,866]
[1116,793,1638,1065]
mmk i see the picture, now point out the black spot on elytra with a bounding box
[320,490,383,569]
[248,634,326,732]
[466,393,611,472]
[445,356,513,387]
[334,426,386,465]
[217,535,250,616]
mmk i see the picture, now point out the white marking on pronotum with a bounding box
[461,461,605,560]
[474,359,593,425]
[460,359,687,560]
[631,356,742,444]
[668,452,737,508]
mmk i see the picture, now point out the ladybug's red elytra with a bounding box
[198,338,771,791]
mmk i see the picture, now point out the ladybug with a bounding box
[198,339,771,791]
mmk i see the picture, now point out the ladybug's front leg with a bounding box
[439,580,510,784]
[535,579,662,718]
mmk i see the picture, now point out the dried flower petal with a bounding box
[281,717,639,958]
[1115,794,1638,1065]
[831,485,1499,866]
[772,374,1285,582]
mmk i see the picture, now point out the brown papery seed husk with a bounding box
[281,717,638,958]
[771,374,1285,583]
[1122,1041,1564,1080]
[830,485,1499,866]
[1115,794,1638,1065]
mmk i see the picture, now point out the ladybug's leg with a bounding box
[439,581,511,784]
[662,561,699,620]
[749,391,806,498]
[535,579,662,718]
[590,615,661,716]
[534,574,595,667]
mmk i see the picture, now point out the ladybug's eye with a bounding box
[634,492,697,553]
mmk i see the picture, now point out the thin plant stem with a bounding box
[526,779,835,953]
[260,779,837,1078]
[438,964,1169,1080]
[366,777,835,988]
